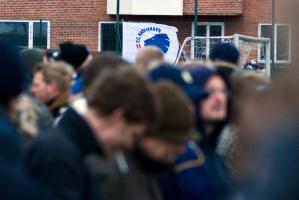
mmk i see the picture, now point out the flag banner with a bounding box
[122,22,179,63]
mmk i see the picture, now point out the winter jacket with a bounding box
[0,107,22,164]
[86,151,162,200]
[0,161,57,200]
[159,141,232,200]
[25,107,103,200]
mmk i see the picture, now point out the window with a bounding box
[98,22,122,52]
[33,22,49,49]
[0,20,50,49]
[259,24,291,63]
[192,22,225,59]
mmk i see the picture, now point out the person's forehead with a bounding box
[33,71,46,83]
[206,75,225,87]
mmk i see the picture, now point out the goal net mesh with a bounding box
[176,35,270,77]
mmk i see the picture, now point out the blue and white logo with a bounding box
[136,26,170,54]
[144,34,170,53]
[123,22,179,63]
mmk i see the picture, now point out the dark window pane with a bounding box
[197,25,207,37]
[210,25,222,36]
[101,23,122,52]
[260,25,273,60]
[33,22,48,49]
[194,25,207,59]
[209,25,223,54]
[277,25,290,61]
[0,22,29,48]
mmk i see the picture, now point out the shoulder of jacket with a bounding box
[174,141,206,173]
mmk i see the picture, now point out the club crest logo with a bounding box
[136,26,170,54]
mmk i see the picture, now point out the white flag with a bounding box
[122,22,179,64]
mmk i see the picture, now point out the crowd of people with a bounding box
[0,39,298,200]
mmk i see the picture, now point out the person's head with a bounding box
[31,62,73,103]
[140,81,197,163]
[84,67,157,153]
[209,43,240,66]
[57,41,90,71]
[200,75,228,122]
[83,52,128,90]
[189,67,229,130]
[209,43,240,82]
[0,43,26,110]
[148,63,208,104]
[20,48,45,80]
[135,46,164,73]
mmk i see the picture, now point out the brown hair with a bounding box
[34,62,73,92]
[145,80,197,143]
[83,52,128,90]
[85,67,157,124]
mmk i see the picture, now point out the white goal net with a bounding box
[175,34,271,78]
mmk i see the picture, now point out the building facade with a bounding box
[0,0,290,64]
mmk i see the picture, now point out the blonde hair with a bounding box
[34,62,74,92]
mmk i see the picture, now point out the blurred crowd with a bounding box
[0,39,298,200]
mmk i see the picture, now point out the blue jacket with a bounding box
[160,141,232,200]
[71,73,83,95]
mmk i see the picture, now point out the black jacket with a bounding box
[0,107,22,165]
[0,161,57,200]
[25,108,103,200]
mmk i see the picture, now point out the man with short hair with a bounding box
[86,80,197,200]
[31,62,73,118]
[135,46,164,74]
[25,67,157,200]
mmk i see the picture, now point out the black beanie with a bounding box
[0,43,26,105]
[209,43,240,65]
[57,42,89,71]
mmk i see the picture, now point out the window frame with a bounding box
[191,22,225,59]
[0,19,50,49]
[98,21,124,52]
[192,22,225,38]
[258,23,291,64]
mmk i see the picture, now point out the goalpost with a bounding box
[175,34,271,78]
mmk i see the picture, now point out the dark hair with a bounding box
[83,52,128,90]
[85,67,156,124]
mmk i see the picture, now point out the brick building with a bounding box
[0,0,290,64]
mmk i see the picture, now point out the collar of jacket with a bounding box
[47,91,69,117]
[57,107,104,157]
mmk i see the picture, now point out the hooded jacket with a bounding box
[159,67,232,200]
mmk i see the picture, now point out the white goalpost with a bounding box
[175,34,271,78]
